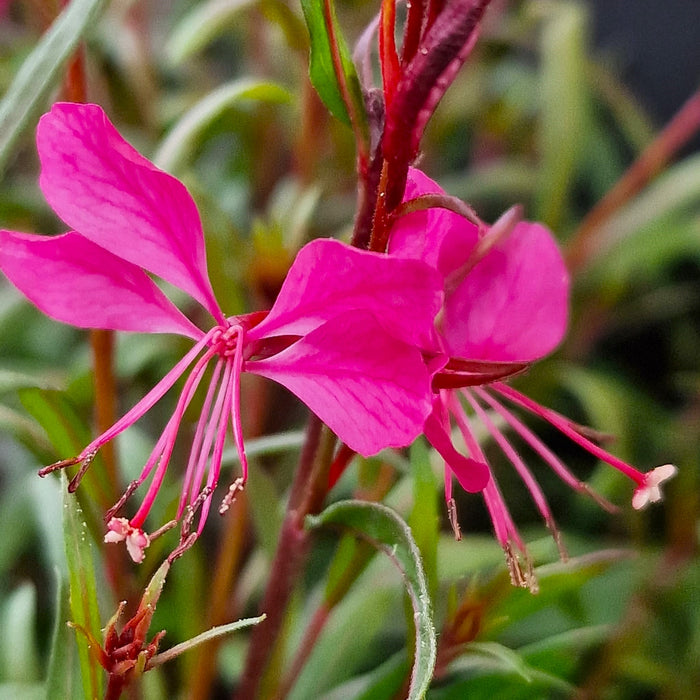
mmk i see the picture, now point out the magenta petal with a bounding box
[0,230,203,338]
[246,311,433,455]
[424,406,490,493]
[36,103,223,321]
[444,222,569,362]
[248,238,443,349]
[389,168,479,277]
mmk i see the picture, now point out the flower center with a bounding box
[210,323,241,358]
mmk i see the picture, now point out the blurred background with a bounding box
[0,0,698,698]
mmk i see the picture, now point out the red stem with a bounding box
[380,0,400,108]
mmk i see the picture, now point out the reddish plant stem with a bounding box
[565,86,700,273]
[271,461,397,698]
[402,0,428,64]
[236,417,335,698]
[380,0,400,108]
[90,330,120,506]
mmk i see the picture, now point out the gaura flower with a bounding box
[389,168,676,590]
[0,103,444,562]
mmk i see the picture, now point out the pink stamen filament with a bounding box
[80,329,217,458]
[464,390,568,560]
[492,382,645,486]
[129,346,216,529]
[229,324,249,484]
[474,386,585,489]
[446,391,526,553]
[464,391,555,526]
[194,358,235,534]
[178,359,225,517]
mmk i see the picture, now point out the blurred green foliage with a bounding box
[0,0,698,698]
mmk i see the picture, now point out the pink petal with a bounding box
[246,311,433,455]
[388,168,479,277]
[36,103,223,321]
[423,403,490,493]
[248,238,443,349]
[443,222,569,361]
[0,230,203,338]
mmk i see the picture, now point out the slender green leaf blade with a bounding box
[535,1,589,228]
[62,473,104,700]
[307,501,436,699]
[154,79,293,173]
[0,0,109,177]
[165,0,256,65]
[300,0,366,133]
[45,574,80,700]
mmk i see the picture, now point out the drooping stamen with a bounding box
[447,390,537,585]
[40,330,217,491]
[128,346,216,529]
[194,356,236,533]
[82,330,216,456]
[178,358,225,517]
[229,324,249,484]
[474,386,617,512]
[464,390,567,560]
[447,497,461,540]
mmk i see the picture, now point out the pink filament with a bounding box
[492,382,644,486]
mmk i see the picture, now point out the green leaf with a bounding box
[307,501,436,700]
[535,1,589,229]
[300,0,366,133]
[165,0,257,65]
[409,440,439,603]
[153,79,293,173]
[61,473,104,700]
[148,615,266,668]
[45,575,80,700]
[0,0,109,177]
[0,584,40,683]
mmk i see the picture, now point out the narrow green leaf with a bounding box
[0,0,109,177]
[0,584,40,683]
[62,473,104,700]
[17,388,89,462]
[165,0,256,65]
[307,501,436,700]
[535,1,589,228]
[300,0,366,134]
[153,79,293,173]
[465,642,534,683]
[148,615,266,668]
[45,574,80,700]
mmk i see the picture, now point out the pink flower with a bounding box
[0,103,444,562]
[389,168,676,590]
